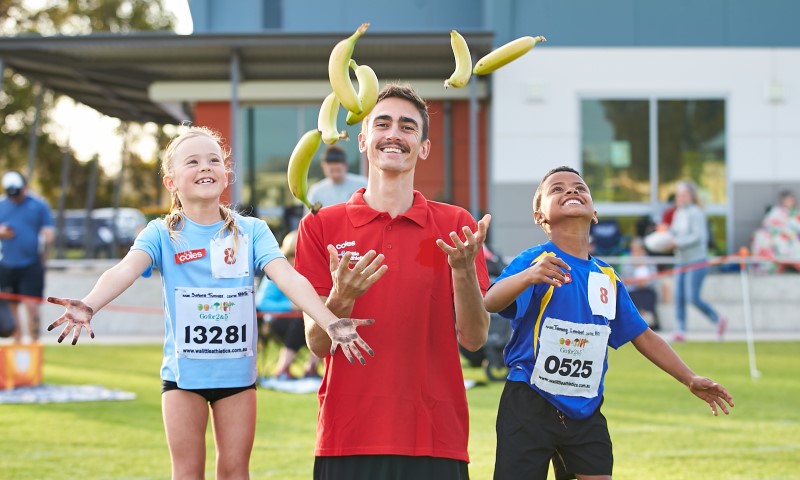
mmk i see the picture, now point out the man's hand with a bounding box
[0,224,15,240]
[328,246,388,302]
[326,318,375,365]
[436,214,491,270]
[46,296,95,345]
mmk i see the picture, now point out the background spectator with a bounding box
[620,237,661,330]
[668,180,727,342]
[306,144,367,209]
[0,170,54,343]
[750,190,800,273]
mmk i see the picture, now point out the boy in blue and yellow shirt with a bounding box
[486,166,733,480]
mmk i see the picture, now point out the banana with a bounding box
[473,35,546,75]
[287,129,323,213]
[318,92,342,145]
[345,59,379,125]
[444,30,471,88]
[328,22,369,115]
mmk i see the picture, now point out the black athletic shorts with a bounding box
[161,380,255,404]
[494,380,612,480]
[0,263,45,300]
[314,455,470,480]
[269,315,306,351]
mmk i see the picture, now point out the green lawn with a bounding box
[1,341,798,479]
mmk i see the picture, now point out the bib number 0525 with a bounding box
[184,324,247,345]
[543,355,593,378]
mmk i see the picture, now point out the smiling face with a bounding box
[162,133,228,207]
[358,96,430,175]
[533,169,596,232]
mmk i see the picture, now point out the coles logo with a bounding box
[335,240,356,250]
[175,248,206,264]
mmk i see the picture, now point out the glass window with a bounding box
[657,99,726,204]
[241,104,365,223]
[581,99,651,203]
[580,97,727,254]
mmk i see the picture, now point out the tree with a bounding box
[0,0,176,210]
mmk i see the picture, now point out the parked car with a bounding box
[55,208,147,257]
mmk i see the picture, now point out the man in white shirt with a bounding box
[307,145,368,209]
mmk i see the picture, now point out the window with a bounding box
[581,98,727,252]
[241,104,365,222]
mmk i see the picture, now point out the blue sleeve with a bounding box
[131,220,161,269]
[39,198,55,228]
[250,218,282,273]
[493,249,538,320]
[608,278,649,349]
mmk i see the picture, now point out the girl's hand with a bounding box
[326,318,375,365]
[46,296,95,345]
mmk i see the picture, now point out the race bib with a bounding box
[175,286,255,359]
[210,234,249,278]
[588,271,616,319]
[531,317,611,398]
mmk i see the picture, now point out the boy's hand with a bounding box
[326,318,375,365]
[46,296,95,345]
[526,255,571,287]
[688,376,734,416]
[437,214,491,270]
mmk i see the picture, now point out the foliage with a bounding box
[0,341,797,479]
[0,0,175,210]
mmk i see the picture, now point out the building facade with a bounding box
[186,0,800,258]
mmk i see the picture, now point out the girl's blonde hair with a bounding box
[160,126,241,254]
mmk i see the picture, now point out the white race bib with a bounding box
[588,271,616,319]
[531,317,611,398]
[175,286,255,359]
[210,234,249,278]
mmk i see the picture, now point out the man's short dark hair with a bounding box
[321,145,348,164]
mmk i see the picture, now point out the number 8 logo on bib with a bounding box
[588,272,615,319]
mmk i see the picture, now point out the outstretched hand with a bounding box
[326,318,375,365]
[328,245,387,301]
[46,296,95,345]
[688,375,734,416]
[436,214,492,270]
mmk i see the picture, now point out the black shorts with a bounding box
[494,380,612,480]
[161,380,255,404]
[314,455,469,480]
[268,315,306,351]
[0,263,45,300]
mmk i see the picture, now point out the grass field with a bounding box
[1,340,798,479]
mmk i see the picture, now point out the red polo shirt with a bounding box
[295,189,489,462]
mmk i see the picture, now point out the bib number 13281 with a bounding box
[184,324,247,345]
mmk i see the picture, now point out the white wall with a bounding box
[491,47,800,183]
[488,47,800,256]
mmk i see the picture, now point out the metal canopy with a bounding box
[0,30,495,125]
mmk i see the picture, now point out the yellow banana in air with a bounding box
[328,22,369,115]
[345,59,379,125]
[318,92,343,145]
[473,35,546,75]
[287,129,323,213]
[444,30,471,88]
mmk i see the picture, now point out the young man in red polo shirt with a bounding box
[295,83,492,479]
